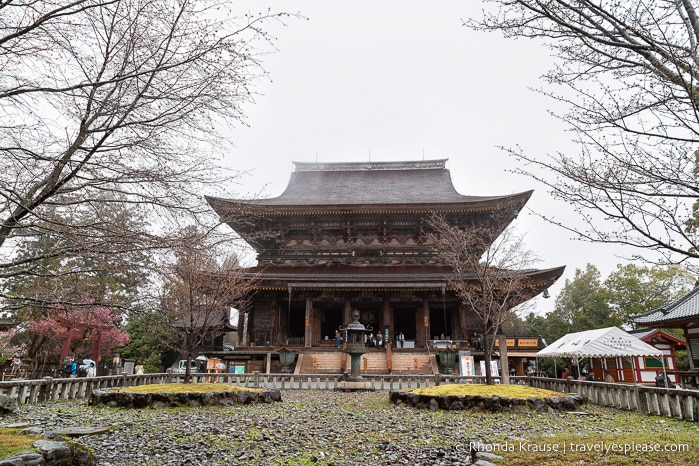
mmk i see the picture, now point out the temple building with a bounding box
[206,159,564,373]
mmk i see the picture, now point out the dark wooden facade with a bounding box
[207,160,564,349]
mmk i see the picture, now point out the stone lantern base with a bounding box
[336,380,374,391]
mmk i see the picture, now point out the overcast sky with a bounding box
[220,1,633,313]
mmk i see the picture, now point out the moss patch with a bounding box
[408,384,566,399]
[0,427,39,458]
[115,383,261,394]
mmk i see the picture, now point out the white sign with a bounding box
[479,360,500,377]
[460,355,475,376]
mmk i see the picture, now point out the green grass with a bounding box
[408,383,566,399]
[0,427,39,458]
[115,383,261,394]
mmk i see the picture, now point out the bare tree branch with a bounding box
[428,213,541,384]
[0,1,292,308]
[470,1,699,270]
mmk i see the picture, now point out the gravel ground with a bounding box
[3,390,693,465]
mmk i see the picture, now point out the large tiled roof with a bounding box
[211,160,531,207]
[241,264,565,288]
[633,287,699,325]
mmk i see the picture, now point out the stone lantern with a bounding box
[337,310,373,390]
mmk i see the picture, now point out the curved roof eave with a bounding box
[206,190,533,216]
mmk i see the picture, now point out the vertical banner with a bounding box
[490,360,499,377]
[479,360,500,377]
[459,354,475,376]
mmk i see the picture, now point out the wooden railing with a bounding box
[3,373,699,422]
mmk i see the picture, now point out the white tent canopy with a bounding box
[537,326,662,358]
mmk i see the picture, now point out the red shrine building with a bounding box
[206,160,564,373]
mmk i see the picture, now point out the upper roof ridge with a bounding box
[293,159,448,172]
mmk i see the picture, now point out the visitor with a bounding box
[585,371,595,381]
[655,371,675,388]
[335,330,341,347]
[134,362,144,375]
[68,358,77,377]
[397,332,405,348]
[10,357,21,375]
[87,362,97,377]
[376,333,383,348]
[216,360,226,382]
[603,370,615,383]
[561,367,570,379]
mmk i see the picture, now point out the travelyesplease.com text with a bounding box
[471,440,690,455]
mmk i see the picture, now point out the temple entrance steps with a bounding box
[390,353,434,374]
[360,352,389,374]
[292,350,435,375]
[295,352,344,374]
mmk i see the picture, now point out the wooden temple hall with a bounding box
[206,160,564,373]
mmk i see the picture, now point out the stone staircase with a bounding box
[293,350,435,375]
[390,353,434,374]
[295,352,345,374]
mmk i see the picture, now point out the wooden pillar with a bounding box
[343,299,352,326]
[270,298,278,347]
[416,298,429,347]
[277,296,287,347]
[684,327,697,369]
[237,310,247,347]
[457,302,468,342]
[304,297,313,348]
[383,299,392,344]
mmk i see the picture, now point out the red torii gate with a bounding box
[57,318,110,363]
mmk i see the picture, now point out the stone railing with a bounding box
[0,373,172,405]
[530,377,699,422]
[0,372,514,404]
[5,373,697,422]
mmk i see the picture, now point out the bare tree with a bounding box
[0,1,288,306]
[161,227,256,383]
[469,1,699,269]
[429,214,540,384]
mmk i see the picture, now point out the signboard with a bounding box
[517,338,540,347]
[479,360,499,377]
[207,358,221,371]
[505,337,542,349]
[459,353,475,376]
